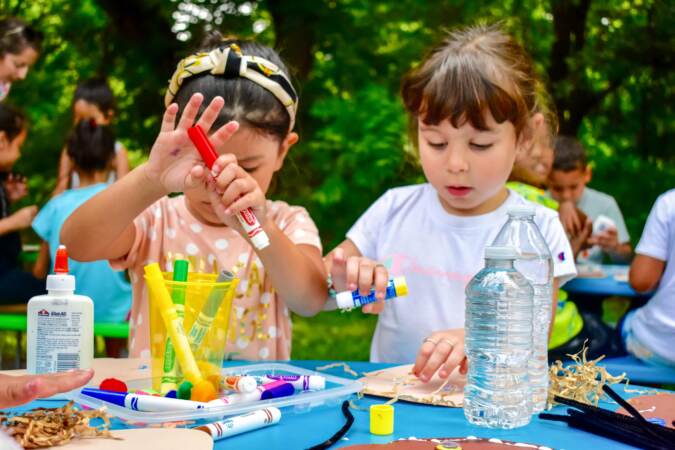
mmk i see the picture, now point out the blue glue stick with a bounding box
[335,276,408,309]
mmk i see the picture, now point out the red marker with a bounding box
[187,125,270,250]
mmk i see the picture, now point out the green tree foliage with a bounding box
[2,0,672,360]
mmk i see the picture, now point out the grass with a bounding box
[290,310,378,361]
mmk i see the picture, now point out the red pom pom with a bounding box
[100,378,128,392]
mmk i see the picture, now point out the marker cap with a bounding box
[370,404,394,435]
[393,277,408,297]
[260,381,294,400]
[335,291,355,310]
[308,376,326,391]
[81,388,127,408]
[251,232,270,250]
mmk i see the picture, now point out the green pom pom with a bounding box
[177,380,193,400]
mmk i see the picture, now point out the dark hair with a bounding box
[66,120,115,173]
[73,77,116,115]
[401,24,542,144]
[553,135,587,171]
[0,17,43,57]
[0,103,25,140]
[173,33,292,141]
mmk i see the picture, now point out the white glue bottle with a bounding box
[27,245,93,374]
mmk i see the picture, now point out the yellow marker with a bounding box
[144,263,202,384]
[370,404,394,435]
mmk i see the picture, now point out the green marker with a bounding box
[160,259,189,394]
[187,270,234,352]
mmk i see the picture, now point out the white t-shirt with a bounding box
[347,184,577,363]
[630,189,675,361]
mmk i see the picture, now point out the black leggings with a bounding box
[0,269,44,305]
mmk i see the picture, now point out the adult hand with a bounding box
[0,369,94,409]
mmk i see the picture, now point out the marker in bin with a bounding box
[253,374,326,391]
[208,381,294,407]
[187,124,269,250]
[335,276,408,310]
[81,388,208,412]
[195,408,281,441]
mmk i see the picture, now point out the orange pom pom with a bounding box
[191,379,217,402]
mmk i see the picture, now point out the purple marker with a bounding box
[208,381,294,408]
[257,375,325,391]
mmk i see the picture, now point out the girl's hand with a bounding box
[328,247,389,314]
[413,329,467,382]
[568,217,593,258]
[0,369,93,408]
[5,173,28,202]
[144,94,239,194]
[203,154,269,233]
[10,205,38,230]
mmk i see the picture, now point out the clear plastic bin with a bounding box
[70,363,363,425]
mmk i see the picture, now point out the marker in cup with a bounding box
[187,124,270,250]
[161,259,189,394]
[186,270,235,351]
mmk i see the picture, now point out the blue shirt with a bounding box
[32,183,131,323]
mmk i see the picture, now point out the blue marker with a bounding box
[81,388,208,412]
[335,276,408,309]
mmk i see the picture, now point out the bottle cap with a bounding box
[507,204,536,217]
[393,277,408,297]
[46,245,75,292]
[370,404,394,435]
[484,246,518,260]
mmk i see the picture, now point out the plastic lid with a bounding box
[251,232,270,250]
[393,277,408,297]
[507,204,536,217]
[370,404,394,435]
[335,291,356,310]
[47,245,75,292]
[484,246,518,260]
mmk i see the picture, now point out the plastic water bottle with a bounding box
[464,246,533,429]
[491,205,553,413]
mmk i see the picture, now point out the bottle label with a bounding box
[34,308,83,373]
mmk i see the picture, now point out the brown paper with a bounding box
[359,364,465,407]
[55,428,212,450]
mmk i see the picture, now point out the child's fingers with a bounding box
[412,338,438,378]
[176,93,204,130]
[363,300,384,314]
[438,340,464,379]
[160,104,179,133]
[416,339,454,382]
[459,357,469,375]
[374,264,388,300]
[345,256,361,291]
[184,165,207,190]
[211,154,237,178]
[196,96,225,133]
[221,176,257,212]
[214,161,241,193]
[225,192,260,217]
[357,261,375,296]
[209,121,240,149]
[329,249,348,291]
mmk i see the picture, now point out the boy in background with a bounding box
[549,135,632,263]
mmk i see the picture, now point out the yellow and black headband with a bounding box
[165,44,298,131]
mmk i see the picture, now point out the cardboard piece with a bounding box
[616,392,675,429]
[359,364,465,407]
[56,428,213,450]
[342,437,552,449]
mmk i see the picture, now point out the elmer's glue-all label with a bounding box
[27,245,93,374]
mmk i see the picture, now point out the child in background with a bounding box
[53,77,130,196]
[32,119,131,324]
[0,18,42,101]
[0,103,43,304]
[327,25,576,381]
[549,135,632,263]
[62,36,327,360]
[622,189,675,367]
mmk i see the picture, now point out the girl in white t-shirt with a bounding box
[327,24,576,381]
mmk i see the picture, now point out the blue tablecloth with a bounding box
[565,264,642,298]
[7,360,655,450]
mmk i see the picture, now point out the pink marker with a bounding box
[187,125,270,250]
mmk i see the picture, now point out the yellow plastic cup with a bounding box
[146,269,238,392]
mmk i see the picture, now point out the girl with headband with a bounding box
[63,34,327,360]
[0,18,42,101]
